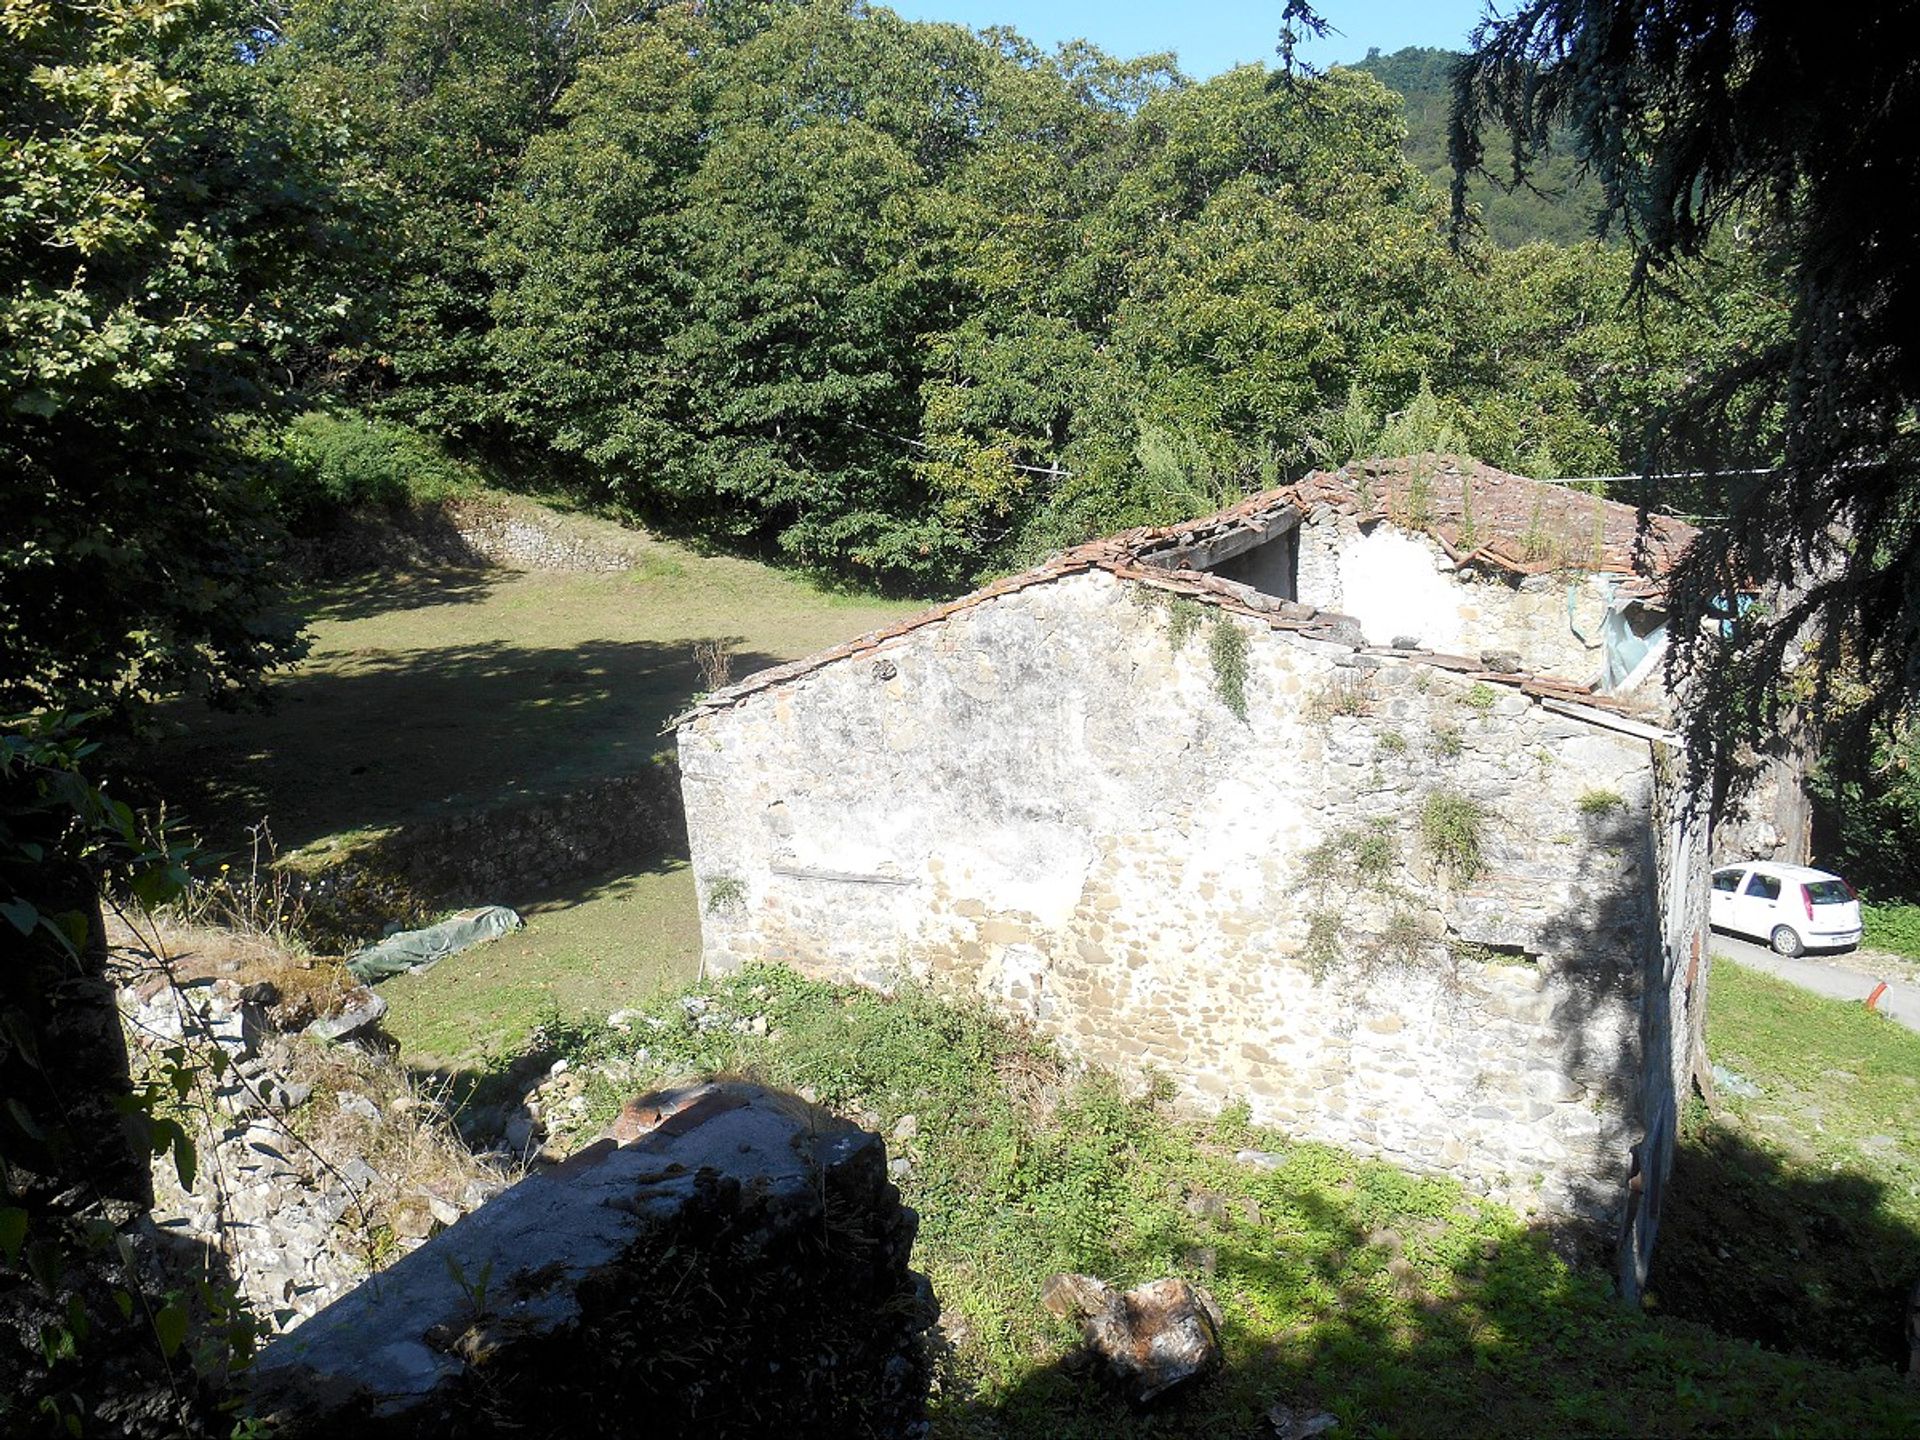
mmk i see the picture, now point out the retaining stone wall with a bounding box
[681,570,1705,1235]
[301,761,685,944]
[250,1084,932,1438]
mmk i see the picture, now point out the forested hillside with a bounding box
[1352,46,1600,249]
[3,0,1789,710]
[254,0,1777,594]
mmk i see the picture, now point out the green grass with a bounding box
[539,964,1920,1438]
[134,499,918,1065]
[1864,901,1920,959]
[143,552,916,850]
[1647,961,1920,1374]
[379,864,702,1067]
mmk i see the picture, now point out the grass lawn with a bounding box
[536,964,1920,1439]
[1648,958,1920,1373]
[135,504,918,1067]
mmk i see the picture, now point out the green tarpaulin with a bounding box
[347,905,522,983]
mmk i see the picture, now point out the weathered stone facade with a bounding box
[1294,506,1621,684]
[679,568,1709,1282]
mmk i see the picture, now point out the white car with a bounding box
[1709,860,1863,957]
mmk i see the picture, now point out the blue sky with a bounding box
[885,1,1494,79]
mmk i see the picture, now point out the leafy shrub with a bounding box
[270,410,479,523]
[1420,790,1488,882]
[1863,902,1920,959]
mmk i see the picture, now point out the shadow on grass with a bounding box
[136,634,773,858]
[957,1191,1920,1440]
[297,567,509,624]
[1646,1103,1920,1372]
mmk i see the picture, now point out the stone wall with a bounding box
[1294,507,1616,684]
[250,1083,932,1438]
[680,570,1705,1237]
[300,760,685,944]
[291,493,651,578]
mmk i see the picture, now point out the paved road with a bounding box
[1712,931,1920,1034]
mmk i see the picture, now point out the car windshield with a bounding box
[1805,880,1852,905]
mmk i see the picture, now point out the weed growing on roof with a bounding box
[1463,682,1498,712]
[1207,614,1250,720]
[1404,469,1433,529]
[1420,791,1488,882]
[1430,722,1464,758]
[1577,788,1625,817]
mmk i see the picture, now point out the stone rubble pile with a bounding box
[119,974,507,1331]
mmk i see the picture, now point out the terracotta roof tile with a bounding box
[671,457,1689,728]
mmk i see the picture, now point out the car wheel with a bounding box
[1770,925,1805,958]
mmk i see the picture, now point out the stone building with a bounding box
[674,457,1712,1296]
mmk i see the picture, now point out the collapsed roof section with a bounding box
[1128,455,1697,596]
[672,456,1696,732]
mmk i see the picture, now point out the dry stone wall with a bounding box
[251,1084,932,1439]
[681,570,1703,1234]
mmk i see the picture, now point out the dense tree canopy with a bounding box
[0,0,351,719]
[3,0,1793,715]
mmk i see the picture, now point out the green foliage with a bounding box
[1456,3,1920,794]
[1304,822,1400,889]
[703,875,747,915]
[538,963,1920,1436]
[1350,46,1600,249]
[2,715,266,1433]
[1207,616,1250,721]
[1420,790,1487,882]
[1810,724,1920,904]
[1,0,350,719]
[1462,682,1498,713]
[1863,903,1920,960]
[271,411,480,523]
[1377,730,1409,756]
[1651,963,1920,1373]
[1307,673,1375,721]
[1430,723,1465,759]
[1163,597,1206,653]
[1577,789,1625,817]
